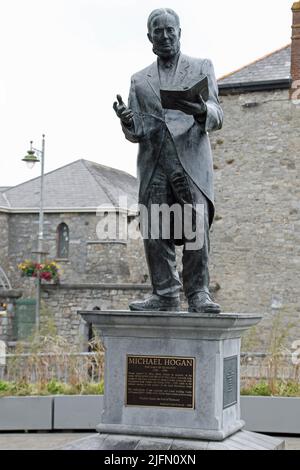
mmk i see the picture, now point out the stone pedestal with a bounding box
[79,310,262,441]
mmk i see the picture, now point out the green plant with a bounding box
[241,381,271,396]
[3,314,105,397]
[2,304,105,397]
[241,379,300,397]
[0,379,105,397]
[7,381,33,396]
[276,380,300,397]
[46,379,66,395]
[0,380,10,393]
[82,380,104,395]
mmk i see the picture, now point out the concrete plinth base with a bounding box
[96,421,245,441]
[73,310,286,451]
[61,430,285,450]
[79,310,262,441]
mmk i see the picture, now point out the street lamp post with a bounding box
[22,134,46,331]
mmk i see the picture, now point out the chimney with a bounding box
[291,1,300,98]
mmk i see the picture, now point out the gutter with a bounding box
[0,207,138,215]
[218,78,291,95]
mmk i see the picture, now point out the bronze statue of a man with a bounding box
[113,8,223,313]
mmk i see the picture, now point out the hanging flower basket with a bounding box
[18,260,60,283]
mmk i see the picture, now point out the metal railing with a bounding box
[0,352,105,384]
[241,352,300,383]
[0,351,299,385]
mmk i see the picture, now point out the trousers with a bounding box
[140,131,210,298]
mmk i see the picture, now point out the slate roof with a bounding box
[218,44,291,93]
[0,192,9,208]
[1,160,138,212]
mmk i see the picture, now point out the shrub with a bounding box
[82,380,104,395]
[241,381,271,396]
[0,379,104,397]
[2,319,105,397]
[241,379,300,397]
[0,381,10,393]
[46,379,66,395]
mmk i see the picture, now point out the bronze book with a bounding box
[160,75,209,110]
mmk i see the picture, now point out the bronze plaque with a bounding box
[223,356,238,409]
[126,355,195,409]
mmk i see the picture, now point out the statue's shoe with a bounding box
[188,290,221,314]
[129,294,180,312]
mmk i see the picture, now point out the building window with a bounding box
[57,223,69,259]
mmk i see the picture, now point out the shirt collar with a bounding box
[158,52,181,70]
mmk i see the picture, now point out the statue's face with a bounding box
[148,14,181,58]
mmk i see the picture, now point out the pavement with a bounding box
[0,432,299,450]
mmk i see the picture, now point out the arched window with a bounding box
[56,223,69,259]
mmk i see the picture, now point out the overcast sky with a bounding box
[0,0,292,187]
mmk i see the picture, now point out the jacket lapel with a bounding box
[176,54,191,84]
[146,62,161,103]
[145,54,191,104]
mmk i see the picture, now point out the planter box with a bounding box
[54,395,300,433]
[1,394,299,434]
[241,396,300,434]
[0,396,53,430]
[53,395,104,430]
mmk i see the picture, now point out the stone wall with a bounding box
[41,282,300,355]
[209,89,300,348]
[41,284,152,346]
[7,213,148,289]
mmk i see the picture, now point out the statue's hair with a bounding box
[147,8,180,32]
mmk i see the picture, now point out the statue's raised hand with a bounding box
[113,95,134,126]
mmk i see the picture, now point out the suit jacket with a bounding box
[121,53,223,225]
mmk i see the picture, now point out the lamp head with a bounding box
[22,141,40,169]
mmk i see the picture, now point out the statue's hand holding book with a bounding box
[160,75,208,116]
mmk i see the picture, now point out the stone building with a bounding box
[0,159,149,344]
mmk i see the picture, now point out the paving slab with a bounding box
[60,431,285,450]
[0,432,298,450]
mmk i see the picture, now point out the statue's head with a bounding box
[147,8,181,58]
